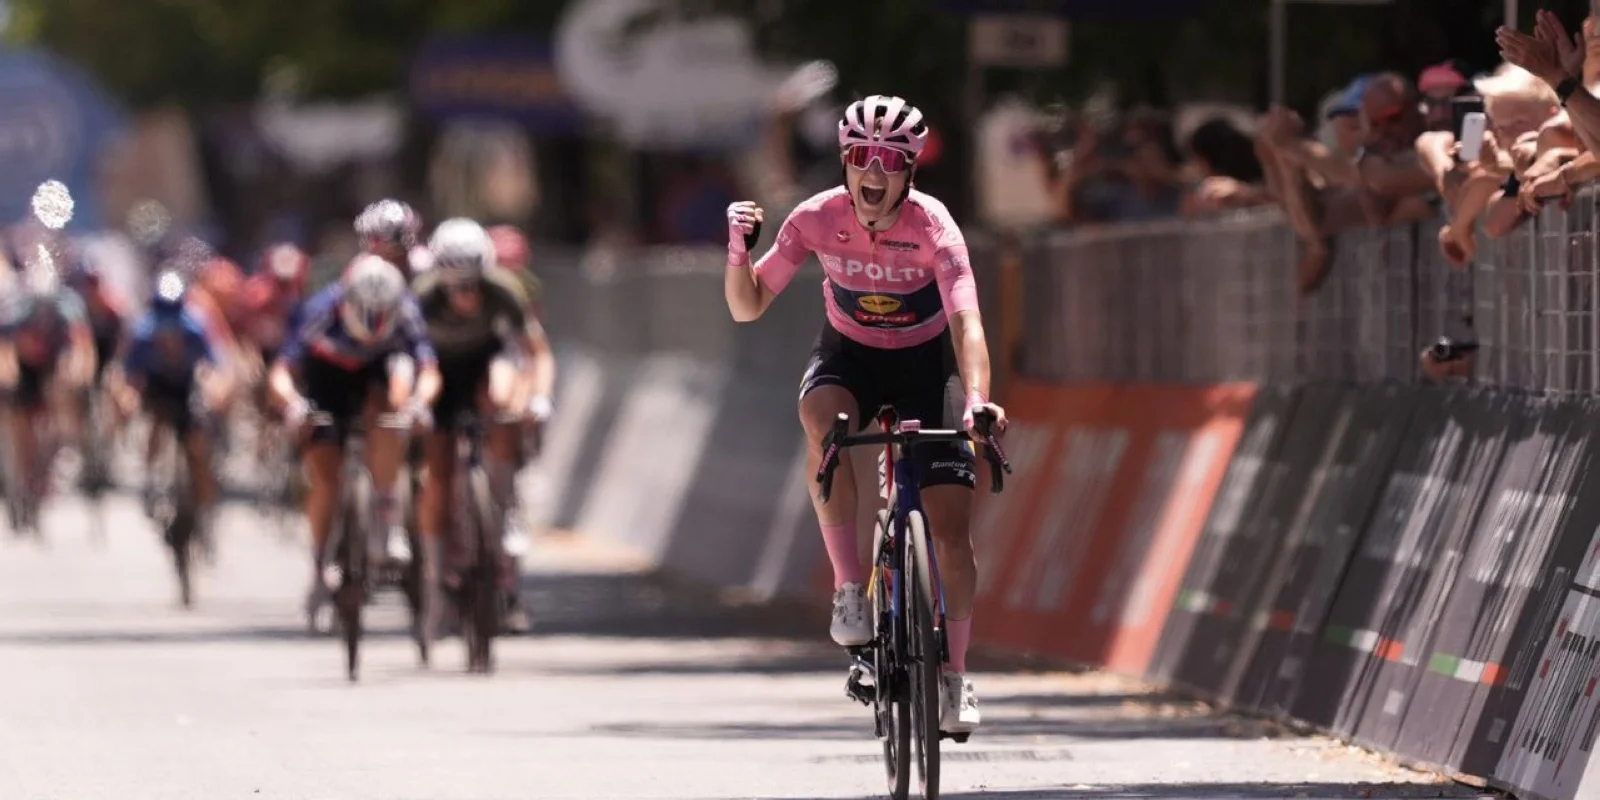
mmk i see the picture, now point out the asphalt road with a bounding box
[0,475,1495,800]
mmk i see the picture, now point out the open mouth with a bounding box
[860,185,886,205]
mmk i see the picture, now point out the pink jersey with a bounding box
[754,187,979,350]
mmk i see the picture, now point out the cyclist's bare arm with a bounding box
[725,252,779,322]
[197,361,234,412]
[516,317,556,400]
[267,360,302,410]
[948,309,992,401]
[414,360,442,408]
[724,200,799,322]
[67,322,96,385]
[0,340,17,388]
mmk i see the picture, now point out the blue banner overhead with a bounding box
[931,0,1205,17]
[0,49,123,231]
[410,36,584,135]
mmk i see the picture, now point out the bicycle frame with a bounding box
[875,410,948,655]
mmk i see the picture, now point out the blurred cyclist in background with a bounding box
[240,244,310,378]
[354,199,428,280]
[0,227,96,517]
[484,224,555,558]
[487,225,542,320]
[415,218,553,634]
[62,248,131,388]
[112,270,232,546]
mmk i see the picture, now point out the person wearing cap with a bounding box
[1418,62,1470,132]
[1318,76,1372,161]
[1260,76,1369,191]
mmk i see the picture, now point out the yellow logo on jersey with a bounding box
[858,295,902,315]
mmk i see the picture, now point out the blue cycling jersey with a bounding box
[123,308,215,385]
[279,284,435,371]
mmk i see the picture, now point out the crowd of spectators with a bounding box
[1039,12,1600,277]
[1025,11,1600,380]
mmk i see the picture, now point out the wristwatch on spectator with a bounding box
[1557,75,1583,106]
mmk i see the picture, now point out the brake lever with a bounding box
[814,412,851,504]
[816,432,839,504]
[973,413,1011,493]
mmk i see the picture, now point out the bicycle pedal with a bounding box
[941,731,971,744]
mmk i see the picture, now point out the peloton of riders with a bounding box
[0,196,556,642]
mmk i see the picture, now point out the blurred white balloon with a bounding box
[128,199,172,246]
[30,180,74,231]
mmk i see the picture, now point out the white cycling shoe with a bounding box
[384,525,412,564]
[939,672,981,734]
[830,583,872,646]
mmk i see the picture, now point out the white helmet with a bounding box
[427,218,492,283]
[339,253,406,343]
[838,95,929,158]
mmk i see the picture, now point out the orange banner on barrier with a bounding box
[803,380,1252,677]
[972,381,1255,674]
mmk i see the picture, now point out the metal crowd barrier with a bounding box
[1013,186,1600,395]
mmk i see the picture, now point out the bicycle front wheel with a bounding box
[874,510,912,800]
[463,466,500,674]
[905,509,941,800]
[337,476,372,682]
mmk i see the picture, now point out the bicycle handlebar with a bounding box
[815,410,1013,503]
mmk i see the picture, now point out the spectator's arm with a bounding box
[1558,90,1600,155]
[1358,153,1437,200]
[1181,176,1273,217]
[1255,135,1325,239]
[1524,147,1580,179]
[1416,131,1465,201]
[1483,174,1530,239]
[1438,169,1506,265]
[1558,150,1600,183]
[1273,138,1363,188]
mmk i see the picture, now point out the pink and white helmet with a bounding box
[838,95,929,158]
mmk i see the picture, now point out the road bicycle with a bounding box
[816,408,1010,800]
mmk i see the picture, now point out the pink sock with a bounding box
[946,616,973,673]
[821,521,865,589]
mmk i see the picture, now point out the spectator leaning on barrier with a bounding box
[1254,79,1369,291]
[1254,73,1434,292]
[1180,117,1272,217]
[1416,63,1564,264]
[1418,61,1471,132]
[1351,73,1437,226]
[1497,12,1600,216]
[1052,109,1184,224]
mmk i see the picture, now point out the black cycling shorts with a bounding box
[299,353,390,445]
[798,324,976,490]
[143,375,198,436]
[14,361,53,410]
[431,344,500,432]
[92,329,118,382]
